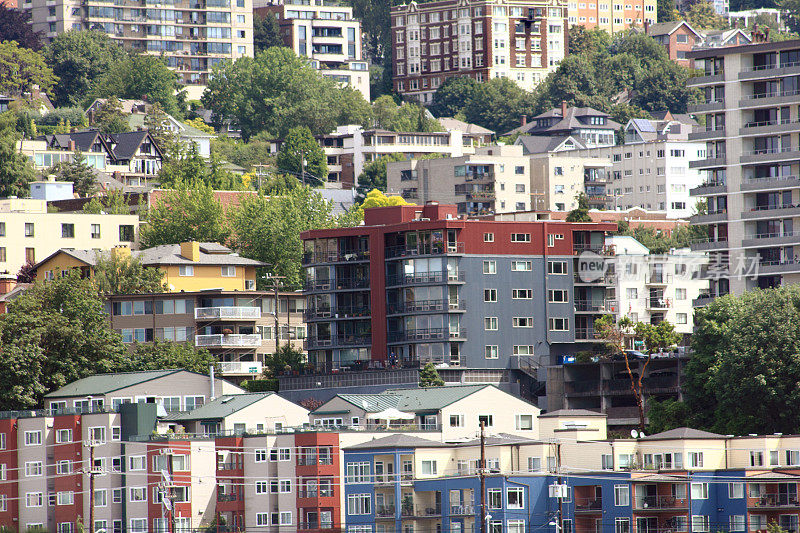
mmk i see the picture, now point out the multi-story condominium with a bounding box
[386,145,533,215]
[566,0,656,32]
[527,147,613,211]
[254,0,370,101]
[562,114,706,219]
[509,103,620,144]
[21,0,253,93]
[0,197,140,276]
[389,0,569,103]
[104,289,306,378]
[279,125,487,189]
[608,236,708,339]
[687,39,800,299]
[33,241,262,293]
[301,202,616,385]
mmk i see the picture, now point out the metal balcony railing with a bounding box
[633,495,689,510]
[386,299,466,314]
[194,306,261,320]
[195,334,261,348]
[388,328,466,343]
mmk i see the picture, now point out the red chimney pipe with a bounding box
[521,115,527,126]
[561,100,568,117]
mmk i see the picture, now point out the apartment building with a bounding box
[565,114,706,219]
[0,197,140,277]
[686,39,800,299]
[389,0,569,103]
[34,241,262,292]
[386,145,533,215]
[301,202,616,382]
[566,0,656,32]
[105,289,306,377]
[21,0,252,94]
[306,125,486,189]
[254,0,369,101]
[527,147,614,211]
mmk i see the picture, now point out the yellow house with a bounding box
[33,241,264,292]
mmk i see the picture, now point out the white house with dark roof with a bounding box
[506,102,620,146]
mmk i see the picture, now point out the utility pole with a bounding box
[267,275,285,350]
[557,442,563,533]
[479,420,486,533]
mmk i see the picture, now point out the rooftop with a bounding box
[164,392,278,421]
[328,384,493,414]
[641,427,726,440]
[45,369,188,398]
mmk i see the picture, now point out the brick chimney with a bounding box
[180,241,200,262]
[561,100,568,117]
[521,115,527,126]
[644,20,650,33]
[31,85,41,101]
[68,140,76,151]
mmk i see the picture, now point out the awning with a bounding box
[365,408,415,420]
[313,410,351,416]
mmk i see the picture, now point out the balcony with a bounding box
[306,334,371,349]
[195,334,261,348]
[219,361,263,375]
[756,259,800,275]
[742,231,799,248]
[449,504,475,515]
[741,204,800,220]
[690,237,728,251]
[741,175,800,192]
[304,305,371,320]
[574,299,618,313]
[573,244,614,256]
[575,497,603,512]
[575,327,602,341]
[385,242,465,259]
[690,180,726,196]
[739,89,800,109]
[194,306,260,320]
[689,128,726,141]
[376,506,396,518]
[564,380,602,396]
[216,493,241,502]
[386,299,466,315]
[574,271,616,285]
[689,155,726,169]
[646,297,672,310]
[466,191,496,201]
[739,60,800,80]
[302,277,371,291]
[750,493,800,508]
[387,327,466,343]
[741,147,800,165]
[740,119,800,137]
[645,274,672,285]
[386,271,465,286]
[689,210,727,224]
[687,72,724,86]
[633,495,689,510]
[687,100,725,113]
[414,504,442,517]
[302,250,370,265]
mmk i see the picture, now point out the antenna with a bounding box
[630,429,639,439]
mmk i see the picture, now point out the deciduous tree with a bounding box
[0,40,56,97]
[276,126,327,185]
[0,112,35,198]
[93,97,129,134]
[94,54,182,117]
[127,341,218,374]
[253,12,284,53]
[565,193,592,222]
[429,76,480,119]
[356,153,405,195]
[92,252,167,295]
[0,6,43,50]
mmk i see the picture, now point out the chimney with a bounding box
[31,85,41,100]
[180,241,200,262]
[111,245,131,261]
[68,140,76,151]
[0,276,16,295]
[644,20,650,33]
[521,115,527,126]
[561,100,568,117]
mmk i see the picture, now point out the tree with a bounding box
[391,103,442,133]
[17,261,36,283]
[94,54,182,117]
[568,26,612,56]
[0,5,43,51]
[183,117,215,135]
[0,273,129,409]
[419,362,445,387]
[359,189,411,214]
[93,97,129,134]
[92,252,166,295]
[334,87,373,130]
[253,12,285,53]
[0,40,56,98]
[683,286,800,435]
[211,132,275,172]
[565,193,592,222]
[48,151,96,197]
[43,30,127,108]
[144,103,179,152]
[127,341,218,374]
[263,344,305,377]
[463,77,539,134]
[356,153,405,195]
[0,113,35,197]
[139,181,230,248]
[657,0,680,22]
[684,0,730,29]
[202,47,365,141]
[230,187,345,288]
[429,76,480,119]
[276,126,327,185]
[82,189,130,214]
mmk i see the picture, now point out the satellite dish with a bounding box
[630,429,639,439]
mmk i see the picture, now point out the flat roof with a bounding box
[687,38,800,59]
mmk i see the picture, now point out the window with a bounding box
[788,450,800,466]
[548,290,568,303]
[56,429,72,443]
[484,233,494,242]
[488,488,502,509]
[692,516,709,532]
[549,318,569,331]
[507,487,524,509]
[516,414,533,430]
[690,483,708,499]
[255,449,267,462]
[602,454,613,470]
[513,317,533,328]
[484,289,497,302]
[512,289,532,299]
[483,260,496,274]
[450,414,464,427]
[515,184,526,193]
[91,224,101,239]
[730,515,746,532]
[676,313,688,324]
[614,485,630,506]
[256,514,269,527]
[346,462,370,483]
[347,494,371,515]
[729,483,744,499]
[129,456,146,470]
[129,488,147,502]
[57,460,71,474]
[89,426,106,444]
[25,431,41,445]
[511,233,531,242]
[479,414,493,427]
[279,480,292,493]
[95,489,107,507]
[675,288,687,300]
[26,492,43,507]
[528,457,542,471]
[57,491,74,505]
[615,518,630,533]
[484,317,498,330]
[25,462,42,476]
[548,261,567,274]
[221,266,236,277]
[421,460,437,475]
[771,450,780,466]
[25,223,34,237]
[112,489,123,504]
[129,519,147,533]
[61,223,75,238]
[688,452,704,468]
[512,261,531,271]
[484,345,498,359]
[179,265,194,276]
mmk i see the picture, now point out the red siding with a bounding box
[0,419,17,529]
[53,415,83,527]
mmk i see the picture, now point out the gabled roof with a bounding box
[641,427,725,440]
[136,243,265,267]
[540,409,607,418]
[45,370,185,398]
[32,248,100,271]
[646,20,701,38]
[108,130,162,160]
[633,473,689,482]
[164,393,275,421]
[345,434,447,450]
[327,385,492,414]
[438,117,495,136]
[515,134,586,155]
[507,106,621,136]
[40,130,107,153]
[746,471,800,480]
